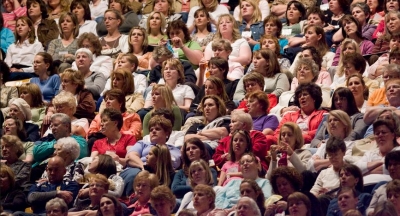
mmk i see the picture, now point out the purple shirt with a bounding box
[332,40,374,66]
[252,114,279,132]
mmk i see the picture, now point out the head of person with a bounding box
[47,0,70,12]
[384,0,400,12]
[294,83,323,111]
[151,84,177,110]
[239,0,262,23]
[306,6,326,27]
[239,153,261,179]
[338,187,359,214]
[97,194,123,216]
[236,196,262,216]
[331,87,360,116]
[252,49,280,78]
[0,165,15,193]
[50,113,72,140]
[287,192,312,216]
[103,9,124,31]
[34,52,57,76]
[18,83,45,108]
[342,53,366,78]
[376,108,400,137]
[147,12,167,34]
[383,64,400,86]
[166,20,191,44]
[387,180,400,212]
[192,184,216,214]
[148,115,173,144]
[346,73,368,100]
[88,154,117,178]
[153,0,174,16]
[27,0,49,20]
[328,0,350,13]
[293,58,320,84]
[229,110,253,132]
[45,198,68,216]
[373,201,398,216]
[341,15,363,39]
[270,166,303,199]
[77,32,102,56]
[150,185,176,216]
[116,54,139,72]
[146,145,174,187]
[8,98,32,121]
[3,116,26,140]
[243,72,264,95]
[246,91,270,116]
[389,46,400,64]
[46,156,67,184]
[188,159,214,188]
[110,68,134,95]
[70,0,91,22]
[208,57,229,80]
[299,46,322,70]
[229,130,252,162]
[385,11,400,35]
[150,108,175,130]
[52,91,77,117]
[263,15,283,37]
[129,26,149,53]
[259,35,281,57]
[14,17,35,44]
[215,14,241,41]
[133,170,159,202]
[385,151,400,180]
[278,122,304,151]
[100,108,123,136]
[285,1,306,24]
[211,39,233,60]
[194,8,212,32]
[239,179,265,214]
[152,46,173,66]
[351,2,371,25]
[200,95,226,124]
[103,89,127,113]
[75,48,93,72]
[88,174,110,200]
[162,58,185,85]
[0,135,24,164]
[339,163,364,192]
[326,137,346,168]
[108,0,130,13]
[385,79,400,107]
[53,137,80,165]
[204,77,229,101]
[373,119,399,154]
[60,69,85,94]
[327,110,352,139]
[58,12,79,39]
[182,138,210,173]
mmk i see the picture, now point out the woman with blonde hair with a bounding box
[99,68,144,114]
[237,0,265,47]
[146,144,175,187]
[142,84,182,136]
[146,12,167,46]
[204,14,252,66]
[18,83,46,127]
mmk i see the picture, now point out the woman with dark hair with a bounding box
[332,15,374,66]
[47,12,79,64]
[0,13,15,56]
[339,3,376,41]
[367,0,385,23]
[26,0,59,50]
[172,138,217,198]
[165,20,203,68]
[0,165,27,213]
[310,87,367,148]
[96,0,139,37]
[30,52,60,102]
[234,49,290,100]
[346,73,373,113]
[323,0,350,37]
[70,0,98,37]
[282,1,306,38]
[191,8,215,51]
[253,15,288,54]
[97,194,123,216]
[5,16,43,73]
[186,0,229,32]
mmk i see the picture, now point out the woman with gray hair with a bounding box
[39,137,84,182]
[270,58,331,121]
[45,198,68,216]
[234,197,262,216]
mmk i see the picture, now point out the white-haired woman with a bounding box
[235,197,262,216]
[39,137,84,182]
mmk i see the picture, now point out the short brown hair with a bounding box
[211,39,233,53]
[128,27,148,53]
[110,68,135,95]
[166,20,191,43]
[263,15,282,37]
[248,91,270,112]
[287,192,311,216]
[18,83,45,108]
[103,89,127,113]
[150,185,176,207]
[193,184,216,209]
[243,73,265,91]
[342,53,366,74]
[0,165,15,189]
[60,69,85,93]
[148,115,173,138]
[90,174,110,191]
[270,167,303,194]
[77,33,102,56]
[253,49,280,78]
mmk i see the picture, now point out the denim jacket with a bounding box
[238,21,264,42]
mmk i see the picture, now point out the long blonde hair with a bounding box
[150,145,174,187]
[336,39,361,77]
[239,0,262,24]
[214,14,241,42]
[151,84,177,110]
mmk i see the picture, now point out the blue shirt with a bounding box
[238,21,264,43]
[30,74,61,102]
[253,38,289,55]
[0,27,15,54]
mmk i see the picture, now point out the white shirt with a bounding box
[78,20,98,37]
[5,39,44,72]
[204,38,250,61]
[102,72,148,95]
[310,167,340,196]
[72,55,113,79]
[143,130,185,148]
[186,5,229,32]
[90,0,108,19]
[145,84,195,106]
[355,146,400,175]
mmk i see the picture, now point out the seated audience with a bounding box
[190,9,215,51]
[150,185,177,216]
[0,61,17,109]
[97,194,123,216]
[368,64,400,107]
[237,0,264,47]
[2,117,34,163]
[18,83,46,128]
[0,165,26,213]
[192,184,216,215]
[287,192,313,216]
[246,91,279,135]
[146,12,168,47]
[45,198,68,216]
[70,0,98,37]
[113,53,148,94]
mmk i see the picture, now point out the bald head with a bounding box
[47,156,66,184]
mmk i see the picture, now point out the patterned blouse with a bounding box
[192,32,215,48]
[47,39,79,62]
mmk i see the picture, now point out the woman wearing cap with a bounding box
[3,98,40,142]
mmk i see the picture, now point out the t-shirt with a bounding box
[92,134,136,158]
[145,84,195,106]
[252,114,279,132]
[172,40,202,69]
[221,161,241,186]
[30,75,61,102]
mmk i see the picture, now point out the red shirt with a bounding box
[92,134,136,158]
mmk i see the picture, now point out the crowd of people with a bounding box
[1,0,400,215]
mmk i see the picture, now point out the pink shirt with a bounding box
[2,7,27,32]
[221,161,241,186]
